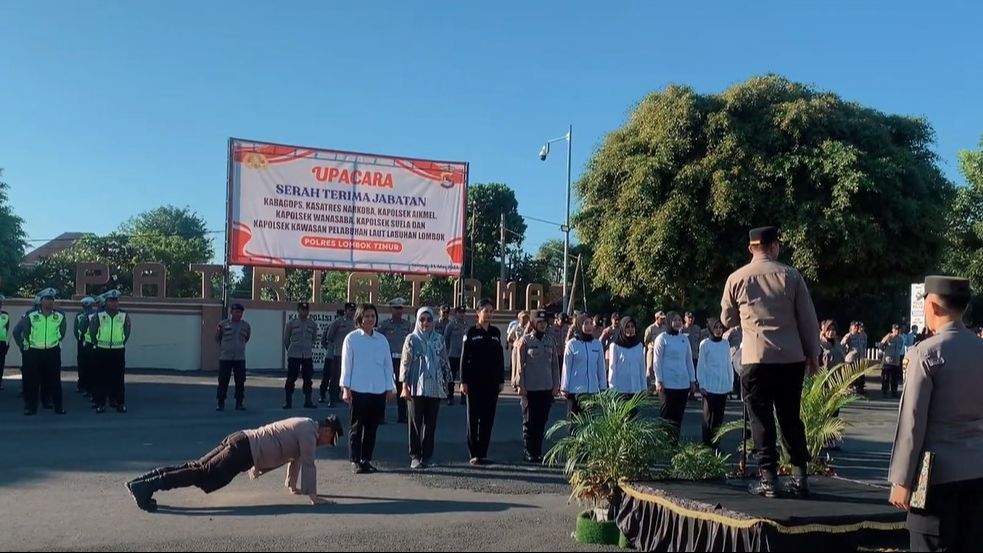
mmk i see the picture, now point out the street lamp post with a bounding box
[540,125,573,315]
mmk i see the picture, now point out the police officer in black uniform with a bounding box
[460,298,505,465]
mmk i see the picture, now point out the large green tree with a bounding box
[576,75,953,327]
[465,183,526,288]
[945,135,983,292]
[120,206,214,297]
[0,169,28,293]
[18,206,213,298]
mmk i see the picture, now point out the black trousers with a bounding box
[567,393,592,418]
[319,355,341,401]
[521,391,554,458]
[155,432,255,494]
[93,348,126,408]
[217,360,246,402]
[466,389,499,460]
[741,362,810,475]
[851,360,867,393]
[392,358,407,421]
[447,357,461,400]
[285,357,314,400]
[24,348,63,412]
[658,388,689,440]
[908,478,983,552]
[0,343,8,388]
[350,391,386,464]
[407,396,441,462]
[76,341,87,391]
[702,392,728,447]
[882,364,903,396]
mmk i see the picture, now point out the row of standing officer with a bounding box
[6,289,130,416]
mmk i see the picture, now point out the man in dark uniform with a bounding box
[320,302,355,407]
[721,226,820,498]
[889,276,983,552]
[460,298,505,465]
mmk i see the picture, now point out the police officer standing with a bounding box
[13,288,68,415]
[73,296,97,397]
[888,276,983,552]
[89,290,131,414]
[379,298,413,424]
[721,226,820,498]
[216,303,251,411]
[0,295,9,391]
[443,306,468,406]
[643,311,668,385]
[320,302,355,407]
[460,298,505,465]
[434,305,451,336]
[283,302,319,410]
[513,311,559,463]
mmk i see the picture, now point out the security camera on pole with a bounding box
[539,125,572,315]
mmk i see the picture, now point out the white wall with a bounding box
[128,313,202,370]
[2,306,201,372]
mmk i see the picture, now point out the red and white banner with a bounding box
[228,139,467,276]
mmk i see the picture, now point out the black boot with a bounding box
[235,400,245,411]
[303,392,317,409]
[125,478,159,512]
[283,390,293,410]
[127,463,190,487]
[749,472,778,498]
[786,466,810,498]
[216,400,225,412]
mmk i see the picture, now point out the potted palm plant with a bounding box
[545,391,675,545]
[714,362,868,475]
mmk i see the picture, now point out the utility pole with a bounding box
[499,213,506,284]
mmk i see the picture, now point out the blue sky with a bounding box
[2,1,980,260]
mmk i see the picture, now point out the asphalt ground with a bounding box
[0,370,899,551]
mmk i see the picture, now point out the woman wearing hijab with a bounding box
[820,320,846,371]
[400,307,453,469]
[513,311,560,463]
[652,311,697,439]
[608,317,646,397]
[561,314,607,417]
[698,319,732,448]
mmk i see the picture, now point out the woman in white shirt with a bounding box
[608,317,646,397]
[341,304,396,475]
[698,319,732,448]
[652,311,697,438]
[561,314,607,417]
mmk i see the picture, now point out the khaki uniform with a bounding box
[889,322,983,550]
[720,254,819,476]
